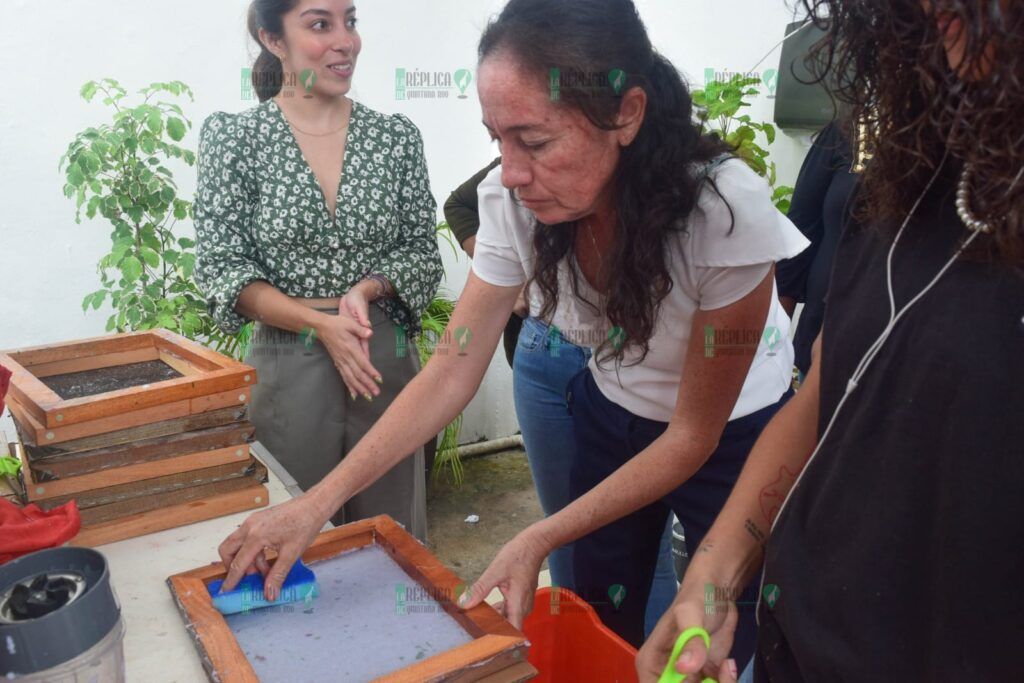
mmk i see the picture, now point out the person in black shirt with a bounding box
[775,122,858,379]
[637,1,1023,680]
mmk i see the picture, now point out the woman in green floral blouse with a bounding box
[194,0,442,541]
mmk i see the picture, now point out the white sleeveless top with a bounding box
[471,159,810,421]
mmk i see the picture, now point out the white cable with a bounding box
[747,20,813,75]
[753,149,992,624]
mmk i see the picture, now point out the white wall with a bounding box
[0,0,811,443]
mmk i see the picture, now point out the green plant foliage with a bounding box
[417,222,466,485]
[63,78,251,358]
[692,75,794,213]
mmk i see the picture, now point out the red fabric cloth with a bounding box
[0,362,10,414]
[0,362,82,564]
[0,498,81,564]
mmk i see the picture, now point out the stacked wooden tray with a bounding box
[1,329,268,547]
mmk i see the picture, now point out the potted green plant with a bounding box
[60,78,251,358]
[692,74,795,213]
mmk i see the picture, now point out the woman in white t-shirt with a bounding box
[216,0,805,668]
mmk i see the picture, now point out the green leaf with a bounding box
[80,81,99,102]
[178,253,196,278]
[167,117,186,141]
[772,185,795,201]
[121,255,143,283]
[762,123,776,145]
[146,109,161,135]
[140,246,160,269]
[67,164,85,187]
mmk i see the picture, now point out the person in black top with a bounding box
[775,122,858,379]
[637,0,1023,680]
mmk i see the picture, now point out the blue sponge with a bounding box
[207,559,319,616]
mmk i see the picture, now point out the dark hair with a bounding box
[799,0,1023,264]
[479,0,732,367]
[248,0,298,102]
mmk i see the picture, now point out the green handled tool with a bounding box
[658,626,717,683]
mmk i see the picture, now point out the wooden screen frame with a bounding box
[1,330,255,444]
[167,515,535,683]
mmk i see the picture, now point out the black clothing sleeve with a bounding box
[443,157,502,247]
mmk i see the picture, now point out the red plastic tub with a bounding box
[522,587,639,682]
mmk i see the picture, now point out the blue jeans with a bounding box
[513,317,591,589]
[513,317,678,618]
[646,516,678,636]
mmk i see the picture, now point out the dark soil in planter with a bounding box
[40,360,182,400]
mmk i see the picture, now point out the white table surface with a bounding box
[99,442,301,683]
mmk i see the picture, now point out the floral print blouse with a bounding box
[193,98,443,336]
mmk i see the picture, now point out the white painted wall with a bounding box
[0,0,812,443]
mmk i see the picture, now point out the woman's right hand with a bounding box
[315,313,382,402]
[636,570,740,683]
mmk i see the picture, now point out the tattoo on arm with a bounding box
[696,542,714,554]
[759,465,799,527]
[745,518,766,544]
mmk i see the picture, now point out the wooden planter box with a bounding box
[5,437,270,548]
[1,330,255,446]
[167,515,536,682]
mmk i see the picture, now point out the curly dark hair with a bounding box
[799,0,1023,263]
[478,0,732,367]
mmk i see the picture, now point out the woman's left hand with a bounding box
[457,526,551,628]
[338,286,373,362]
